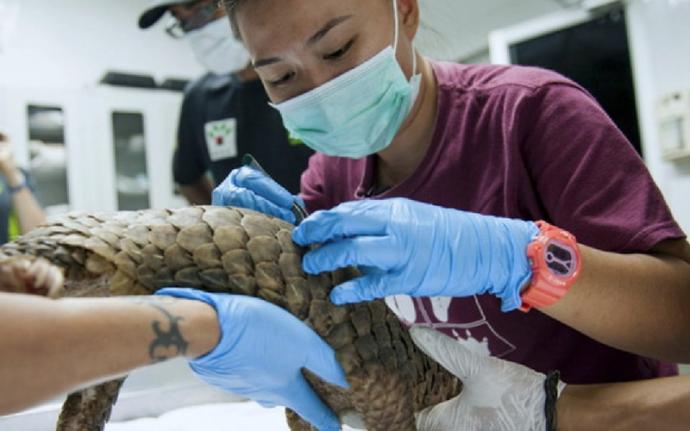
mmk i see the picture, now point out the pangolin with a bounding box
[0,206,461,431]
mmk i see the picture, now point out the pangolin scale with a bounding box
[0,206,461,431]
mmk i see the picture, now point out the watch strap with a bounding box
[8,174,28,194]
[520,221,581,312]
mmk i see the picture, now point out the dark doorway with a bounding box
[509,8,642,157]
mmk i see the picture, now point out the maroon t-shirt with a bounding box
[300,61,686,384]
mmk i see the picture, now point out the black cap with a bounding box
[138,0,197,29]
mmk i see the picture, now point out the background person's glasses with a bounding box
[165,2,219,39]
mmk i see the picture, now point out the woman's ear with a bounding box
[397,0,420,39]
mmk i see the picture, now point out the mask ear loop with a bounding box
[392,0,400,52]
[392,0,418,77]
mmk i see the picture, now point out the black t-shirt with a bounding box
[173,73,313,194]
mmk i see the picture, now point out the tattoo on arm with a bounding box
[147,302,189,363]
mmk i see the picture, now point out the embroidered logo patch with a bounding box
[205,118,238,161]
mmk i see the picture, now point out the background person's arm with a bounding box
[0,134,46,233]
[179,175,214,205]
[0,293,218,415]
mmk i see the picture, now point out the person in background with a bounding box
[138,0,312,205]
[0,131,46,242]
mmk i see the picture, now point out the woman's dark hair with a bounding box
[220,0,242,38]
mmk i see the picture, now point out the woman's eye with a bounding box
[324,39,355,61]
[268,72,295,87]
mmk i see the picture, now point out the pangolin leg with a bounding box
[0,255,62,296]
[285,409,317,431]
[348,363,417,431]
[56,378,126,431]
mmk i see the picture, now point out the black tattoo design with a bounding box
[148,302,189,363]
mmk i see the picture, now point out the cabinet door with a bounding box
[26,105,70,214]
[111,111,150,211]
[90,87,186,212]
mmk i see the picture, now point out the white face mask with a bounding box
[185,18,250,75]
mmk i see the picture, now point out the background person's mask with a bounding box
[185,18,250,75]
[271,0,421,159]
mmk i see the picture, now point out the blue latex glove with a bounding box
[156,288,348,431]
[212,166,305,224]
[291,198,539,312]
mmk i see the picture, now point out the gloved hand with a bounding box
[156,288,348,431]
[212,166,305,224]
[292,198,538,312]
[410,327,566,431]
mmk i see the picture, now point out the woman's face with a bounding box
[235,0,417,103]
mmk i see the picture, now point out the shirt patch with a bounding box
[205,118,238,162]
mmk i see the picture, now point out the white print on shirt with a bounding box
[205,118,238,162]
[430,296,452,322]
[385,295,417,324]
[414,296,517,358]
[452,329,491,357]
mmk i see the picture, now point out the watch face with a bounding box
[545,239,577,277]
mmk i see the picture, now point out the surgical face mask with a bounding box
[270,0,421,159]
[185,18,251,75]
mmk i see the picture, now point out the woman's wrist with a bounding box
[555,385,576,431]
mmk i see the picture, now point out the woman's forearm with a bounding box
[558,375,690,431]
[541,241,690,362]
[0,293,219,415]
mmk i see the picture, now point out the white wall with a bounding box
[416,0,560,61]
[627,0,690,233]
[0,0,203,90]
[0,0,201,212]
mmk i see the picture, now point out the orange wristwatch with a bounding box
[520,221,581,312]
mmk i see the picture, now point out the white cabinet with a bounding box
[86,86,188,211]
[0,85,187,215]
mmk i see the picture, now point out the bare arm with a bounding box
[5,169,47,233]
[179,175,214,205]
[542,239,690,363]
[0,135,46,233]
[558,375,690,431]
[0,293,219,415]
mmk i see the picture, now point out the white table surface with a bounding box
[106,401,361,431]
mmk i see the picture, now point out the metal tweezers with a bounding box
[242,153,308,225]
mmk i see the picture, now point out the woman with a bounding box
[209,0,690,427]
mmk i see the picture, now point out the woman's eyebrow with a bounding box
[253,15,353,69]
[307,15,353,46]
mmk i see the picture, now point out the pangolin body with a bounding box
[0,206,461,431]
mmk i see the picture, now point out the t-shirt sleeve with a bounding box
[173,92,208,186]
[300,153,333,214]
[519,83,685,252]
